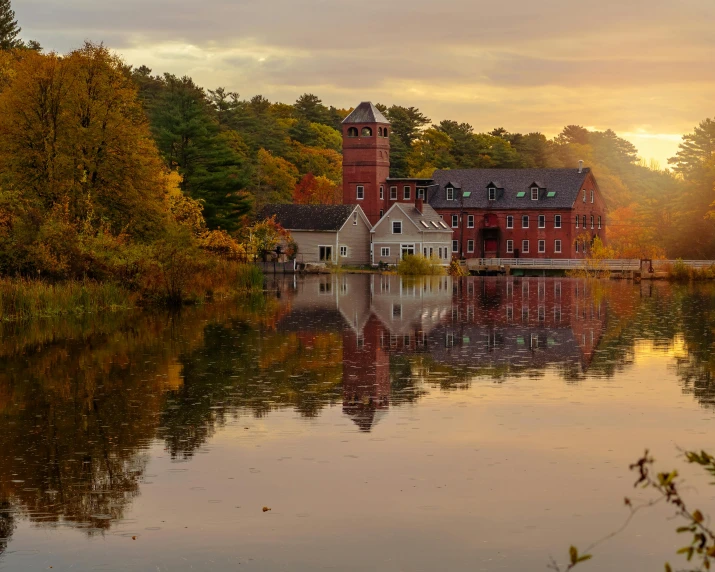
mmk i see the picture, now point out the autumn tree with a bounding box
[293,173,341,204]
[251,149,298,209]
[0,43,168,239]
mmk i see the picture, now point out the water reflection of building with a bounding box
[272,275,607,431]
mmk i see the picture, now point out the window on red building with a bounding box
[390,186,397,200]
[506,240,514,253]
[507,216,513,229]
[555,215,561,228]
[522,240,529,253]
[404,186,411,200]
[538,215,545,228]
[451,215,458,228]
[538,240,545,253]
[467,215,474,228]
[522,215,529,229]
[555,240,562,253]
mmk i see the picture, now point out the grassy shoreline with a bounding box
[0,263,265,321]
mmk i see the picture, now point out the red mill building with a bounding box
[341,102,607,259]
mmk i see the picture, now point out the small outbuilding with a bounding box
[259,204,372,266]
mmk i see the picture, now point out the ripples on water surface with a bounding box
[1,276,715,571]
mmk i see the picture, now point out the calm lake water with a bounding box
[1,275,715,571]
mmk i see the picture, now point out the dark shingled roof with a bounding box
[429,168,591,209]
[260,204,358,231]
[342,102,390,125]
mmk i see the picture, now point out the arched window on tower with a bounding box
[361,127,373,137]
[383,127,389,138]
[347,127,358,137]
[378,127,383,137]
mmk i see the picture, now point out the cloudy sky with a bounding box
[16,0,715,166]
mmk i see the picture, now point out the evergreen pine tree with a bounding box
[149,74,251,231]
[0,0,22,50]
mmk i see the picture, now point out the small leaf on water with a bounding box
[569,546,578,565]
[262,506,271,512]
[694,510,704,523]
[665,563,672,572]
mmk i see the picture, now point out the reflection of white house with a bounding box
[259,204,372,265]
[370,200,453,266]
[369,275,453,336]
[279,274,373,335]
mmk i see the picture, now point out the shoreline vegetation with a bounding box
[0,262,264,321]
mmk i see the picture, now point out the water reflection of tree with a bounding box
[0,500,14,556]
[160,322,344,459]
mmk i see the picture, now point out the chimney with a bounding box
[578,160,584,173]
[415,197,424,214]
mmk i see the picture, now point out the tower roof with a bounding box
[342,102,389,124]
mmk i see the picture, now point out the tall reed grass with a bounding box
[0,278,134,321]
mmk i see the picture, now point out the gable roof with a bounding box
[372,202,451,234]
[342,102,390,125]
[260,204,361,231]
[429,168,591,209]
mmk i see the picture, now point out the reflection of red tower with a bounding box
[342,315,390,431]
[342,102,390,225]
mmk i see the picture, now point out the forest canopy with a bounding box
[1,19,715,261]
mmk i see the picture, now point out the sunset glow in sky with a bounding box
[18,0,715,166]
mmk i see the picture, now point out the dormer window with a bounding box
[531,187,539,201]
[446,186,454,200]
[488,187,496,201]
[347,127,358,137]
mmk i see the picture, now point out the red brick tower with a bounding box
[342,102,390,225]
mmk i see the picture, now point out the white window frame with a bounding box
[538,214,545,228]
[522,240,529,254]
[401,244,415,258]
[379,185,384,199]
[356,186,364,200]
[575,241,580,253]
[467,214,474,228]
[576,215,579,229]
[451,215,458,228]
[392,220,402,234]
[340,245,348,257]
[506,215,513,229]
[598,216,602,229]
[582,215,587,228]
[538,239,545,253]
[452,240,459,253]
[390,186,397,200]
[506,239,514,253]
[554,214,561,228]
[446,187,454,200]
[467,239,474,253]
[403,186,411,200]
[554,239,562,253]
[522,215,529,229]
[379,209,384,218]
[531,187,539,201]
[417,187,425,199]
[583,189,586,202]
[380,247,390,257]
[591,215,594,229]
[591,189,594,203]
[488,187,496,201]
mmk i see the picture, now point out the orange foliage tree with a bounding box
[292,173,341,204]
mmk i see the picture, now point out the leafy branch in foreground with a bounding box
[550,449,715,572]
